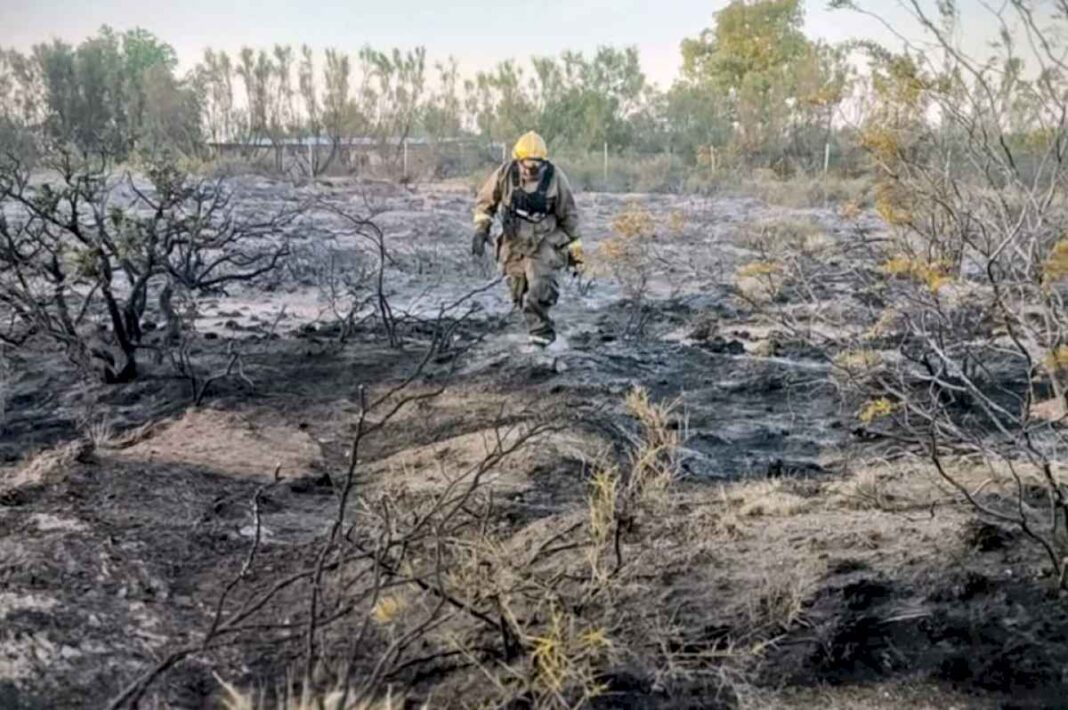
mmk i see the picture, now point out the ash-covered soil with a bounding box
[2,177,1067,709]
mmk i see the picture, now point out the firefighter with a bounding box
[472,131,584,346]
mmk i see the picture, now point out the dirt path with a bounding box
[197,177,859,478]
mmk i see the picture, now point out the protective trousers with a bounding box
[498,236,566,340]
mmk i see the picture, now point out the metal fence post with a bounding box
[603,140,608,186]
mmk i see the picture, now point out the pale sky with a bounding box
[0,1,1011,88]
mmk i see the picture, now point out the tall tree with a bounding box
[20,27,192,158]
[357,46,426,170]
[322,48,358,170]
[677,0,849,171]
[196,48,235,144]
[121,27,178,147]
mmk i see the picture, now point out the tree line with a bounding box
[0,0,861,176]
[0,0,1060,180]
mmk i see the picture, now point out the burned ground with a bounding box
[1,178,1066,708]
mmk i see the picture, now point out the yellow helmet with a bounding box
[512,131,548,161]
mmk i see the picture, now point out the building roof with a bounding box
[208,135,502,149]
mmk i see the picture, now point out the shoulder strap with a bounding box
[538,161,555,194]
[538,161,555,190]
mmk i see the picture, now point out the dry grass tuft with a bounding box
[370,595,405,625]
[668,209,689,235]
[881,254,953,293]
[827,469,893,510]
[718,480,812,519]
[738,218,829,257]
[738,174,873,209]
[527,605,613,700]
[217,675,410,710]
[744,558,825,631]
[623,385,682,506]
[735,260,785,304]
[838,200,864,221]
[587,467,618,544]
[858,398,897,424]
[833,349,884,381]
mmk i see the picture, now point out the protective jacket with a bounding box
[473,160,581,256]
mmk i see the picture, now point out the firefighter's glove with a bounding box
[471,229,489,258]
[567,239,585,274]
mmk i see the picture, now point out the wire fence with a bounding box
[206,133,873,193]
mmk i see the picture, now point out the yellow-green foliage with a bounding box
[624,385,681,503]
[1043,239,1068,284]
[740,218,828,256]
[592,201,659,299]
[865,53,932,142]
[858,398,896,424]
[735,259,785,303]
[371,595,404,625]
[737,260,783,279]
[114,221,145,261]
[881,254,953,293]
[529,606,611,698]
[864,308,902,340]
[875,54,930,110]
[668,209,689,235]
[860,127,904,166]
[874,181,913,226]
[838,199,863,221]
[1043,345,1068,373]
[695,144,716,168]
[596,235,640,267]
[860,54,935,231]
[66,246,102,280]
[610,202,656,240]
[833,349,883,379]
[587,467,619,547]
[1020,127,1058,153]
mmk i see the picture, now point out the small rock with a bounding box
[701,337,745,355]
[288,472,334,494]
[963,519,1016,552]
[239,525,273,539]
